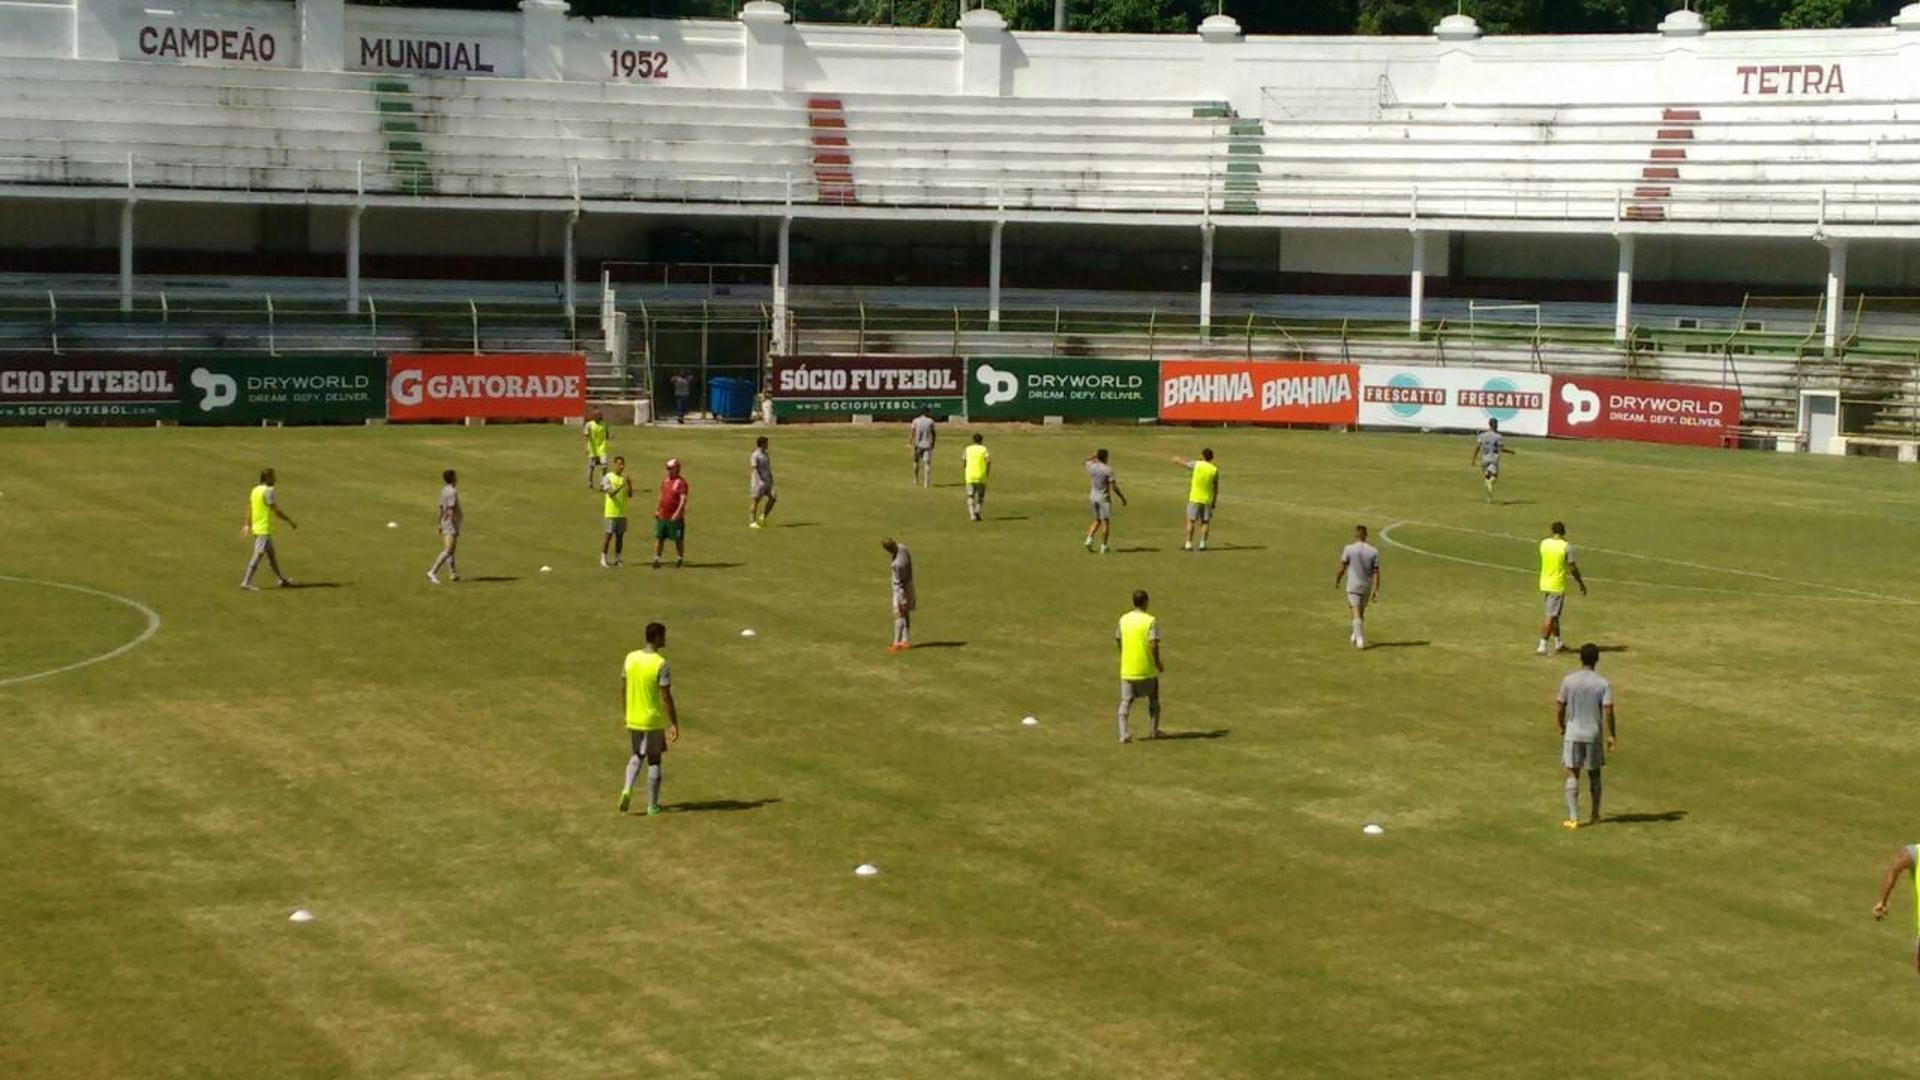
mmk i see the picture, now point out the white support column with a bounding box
[1199,223,1215,330]
[346,206,364,314]
[988,219,1004,330]
[1825,238,1848,353]
[1408,229,1427,336]
[118,199,135,313]
[562,209,578,323]
[773,215,791,355]
[1614,233,1636,344]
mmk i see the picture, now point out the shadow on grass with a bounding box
[1112,546,1161,554]
[463,575,520,584]
[1153,729,1230,741]
[912,641,967,649]
[1203,543,1268,552]
[677,562,745,570]
[1596,810,1686,825]
[1366,640,1431,649]
[776,522,821,529]
[281,581,348,589]
[993,515,1031,522]
[668,798,782,814]
[1495,499,1536,507]
[1592,644,1630,653]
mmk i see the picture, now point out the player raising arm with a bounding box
[1174,449,1218,552]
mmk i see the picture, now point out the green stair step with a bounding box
[1225,161,1262,174]
[1191,105,1231,119]
[1228,142,1264,156]
[1223,199,1259,214]
[381,120,420,134]
[1228,119,1263,136]
[386,139,425,153]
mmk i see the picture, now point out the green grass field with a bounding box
[5,422,1920,1079]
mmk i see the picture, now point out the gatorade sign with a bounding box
[387,354,586,421]
[1548,375,1741,447]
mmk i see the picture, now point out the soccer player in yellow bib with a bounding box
[1114,589,1163,744]
[1537,520,1587,655]
[239,467,297,590]
[582,410,611,489]
[963,433,990,523]
[618,621,679,815]
[599,455,633,568]
[1874,845,1920,974]
[1173,449,1219,551]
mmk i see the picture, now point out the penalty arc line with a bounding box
[0,576,163,688]
[1376,523,1920,606]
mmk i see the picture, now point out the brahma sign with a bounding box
[1158,361,1359,425]
[387,354,586,421]
[1548,375,1741,447]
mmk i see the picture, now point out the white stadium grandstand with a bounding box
[5,0,1920,437]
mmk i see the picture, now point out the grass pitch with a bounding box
[3,422,1919,1079]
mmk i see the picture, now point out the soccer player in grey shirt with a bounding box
[1083,449,1128,554]
[427,469,461,584]
[1555,643,1617,828]
[1334,524,1381,649]
[749,436,776,528]
[1471,419,1514,502]
[909,408,937,488]
[883,537,915,652]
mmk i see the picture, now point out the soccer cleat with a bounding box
[1100,544,1110,555]
[600,556,610,569]
[240,582,257,591]
[1535,643,1549,656]
[674,558,683,568]
[427,572,441,585]
[618,788,633,813]
[651,558,662,569]
[1183,542,1192,551]
[277,579,293,588]
[448,572,459,582]
[646,805,661,816]
[1354,638,1366,650]
[1198,541,1207,551]
[1587,815,1603,826]
[1561,819,1581,830]
[749,520,763,529]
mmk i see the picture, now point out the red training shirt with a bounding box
[657,476,689,519]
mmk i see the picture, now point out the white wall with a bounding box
[5,0,1918,107]
[1281,229,1446,277]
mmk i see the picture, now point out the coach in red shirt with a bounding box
[651,458,690,569]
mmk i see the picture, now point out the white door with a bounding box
[1805,394,1839,453]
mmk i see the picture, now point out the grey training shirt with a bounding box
[1086,461,1115,500]
[890,546,913,593]
[750,448,772,486]
[1556,668,1613,742]
[1341,541,1379,594]
[911,416,937,449]
[1476,429,1505,464]
[439,483,461,530]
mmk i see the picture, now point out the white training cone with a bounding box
[385,521,397,529]
[288,908,315,923]
[1362,824,1385,836]
[740,629,757,638]
[1021,716,1039,727]
[539,565,553,573]
[853,864,880,877]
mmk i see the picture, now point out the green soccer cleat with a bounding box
[646,805,662,816]
[618,788,633,813]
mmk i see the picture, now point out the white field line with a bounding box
[1378,522,1920,606]
[0,576,163,688]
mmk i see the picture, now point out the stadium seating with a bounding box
[3,55,1920,227]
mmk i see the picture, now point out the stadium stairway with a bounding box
[374,79,434,196]
[1194,102,1262,215]
[806,97,855,204]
